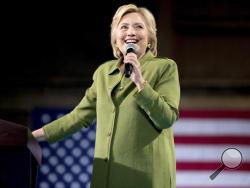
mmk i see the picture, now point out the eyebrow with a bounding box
[119,22,145,26]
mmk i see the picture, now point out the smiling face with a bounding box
[115,12,149,59]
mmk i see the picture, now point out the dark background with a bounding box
[1,0,250,126]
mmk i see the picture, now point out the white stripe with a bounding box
[177,171,250,187]
[176,144,250,162]
[174,118,250,136]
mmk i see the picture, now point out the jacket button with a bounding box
[107,132,111,136]
[119,86,124,90]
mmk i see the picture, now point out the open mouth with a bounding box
[125,39,138,44]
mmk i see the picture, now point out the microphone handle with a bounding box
[124,63,133,78]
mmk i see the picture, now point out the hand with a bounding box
[32,128,46,142]
[124,53,146,91]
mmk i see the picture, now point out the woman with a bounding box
[32,4,180,188]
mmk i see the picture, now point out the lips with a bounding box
[125,39,138,43]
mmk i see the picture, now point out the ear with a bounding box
[147,38,151,48]
[114,40,117,47]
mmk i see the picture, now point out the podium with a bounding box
[0,119,42,188]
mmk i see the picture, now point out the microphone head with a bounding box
[126,43,137,54]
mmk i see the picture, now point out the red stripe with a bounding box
[174,136,250,145]
[177,162,250,171]
[180,110,250,119]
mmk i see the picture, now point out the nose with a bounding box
[127,26,136,36]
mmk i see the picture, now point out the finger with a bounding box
[126,52,137,58]
[124,57,139,66]
[125,53,137,61]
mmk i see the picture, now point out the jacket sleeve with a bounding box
[43,69,98,144]
[134,60,180,129]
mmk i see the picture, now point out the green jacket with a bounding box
[43,50,180,188]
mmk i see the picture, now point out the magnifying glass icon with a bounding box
[210,148,243,180]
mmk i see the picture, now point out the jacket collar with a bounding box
[108,50,155,75]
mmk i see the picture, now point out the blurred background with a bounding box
[1,0,250,122]
[1,0,250,187]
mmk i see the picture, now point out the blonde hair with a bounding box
[111,4,157,58]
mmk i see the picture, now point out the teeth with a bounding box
[126,40,137,43]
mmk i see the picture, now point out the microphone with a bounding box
[124,43,136,78]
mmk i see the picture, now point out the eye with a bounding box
[120,25,128,30]
[134,24,144,30]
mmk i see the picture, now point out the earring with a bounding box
[147,43,151,48]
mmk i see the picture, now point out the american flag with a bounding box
[32,108,250,188]
[175,110,250,188]
[32,108,96,188]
